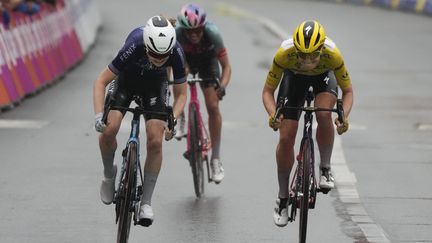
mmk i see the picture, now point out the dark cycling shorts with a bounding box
[277,70,338,121]
[108,73,169,121]
[189,57,220,88]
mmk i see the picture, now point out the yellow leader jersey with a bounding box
[265,38,351,89]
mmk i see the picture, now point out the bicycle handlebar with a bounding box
[168,77,220,87]
[102,105,175,131]
[168,77,223,100]
[272,97,345,132]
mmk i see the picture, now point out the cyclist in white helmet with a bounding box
[92,15,187,227]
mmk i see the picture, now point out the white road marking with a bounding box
[333,137,390,242]
[0,119,50,129]
[417,123,432,130]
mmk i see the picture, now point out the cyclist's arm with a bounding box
[208,23,231,88]
[172,81,187,119]
[262,83,277,117]
[332,51,353,119]
[93,67,117,114]
[263,51,285,116]
[340,84,353,118]
[218,53,231,88]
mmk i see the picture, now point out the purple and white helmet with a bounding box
[177,3,207,29]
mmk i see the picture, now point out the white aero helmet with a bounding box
[144,16,176,56]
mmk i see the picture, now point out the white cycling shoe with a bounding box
[138,204,154,227]
[174,114,186,141]
[211,159,224,184]
[273,198,289,227]
[100,165,117,205]
[319,168,335,189]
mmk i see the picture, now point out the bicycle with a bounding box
[102,91,175,243]
[169,76,220,198]
[272,87,344,243]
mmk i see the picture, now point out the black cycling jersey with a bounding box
[107,26,186,120]
[109,26,186,85]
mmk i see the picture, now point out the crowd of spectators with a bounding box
[1,0,57,26]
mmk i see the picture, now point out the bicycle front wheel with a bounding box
[189,104,204,198]
[299,139,313,243]
[116,143,136,243]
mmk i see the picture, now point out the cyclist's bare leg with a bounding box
[141,119,165,206]
[314,92,337,169]
[99,110,123,178]
[202,86,222,160]
[277,119,298,198]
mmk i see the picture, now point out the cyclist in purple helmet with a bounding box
[175,3,232,184]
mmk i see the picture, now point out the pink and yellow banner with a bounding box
[0,0,87,109]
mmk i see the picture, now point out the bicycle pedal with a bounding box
[318,188,331,194]
[138,218,153,227]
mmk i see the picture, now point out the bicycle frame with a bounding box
[186,79,211,164]
[286,94,318,230]
[273,87,344,243]
[103,101,174,243]
[115,111,143,225]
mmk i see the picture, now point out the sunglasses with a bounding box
[147,49,171,60]
[296,50,321,59]
[183,27,204,35]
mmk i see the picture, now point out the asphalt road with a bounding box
[0,0,431,242]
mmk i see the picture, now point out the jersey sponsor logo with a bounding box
[324,38,336,50]
[306,121,311,131]
[120,43,136,62]
[281,39,294,49]
[305,25,312,36]
[150,97,157,106]
[342,72,349,80]
[268,71,278,79]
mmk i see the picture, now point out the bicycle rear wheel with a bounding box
[116,143,136,243]
[299,139,312,243]
[189,104,204,198]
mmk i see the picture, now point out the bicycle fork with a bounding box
[133,146,144,225]
[114,142,144,225]
[287,140,318,222]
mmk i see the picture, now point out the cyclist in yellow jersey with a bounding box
[262,20,354,227]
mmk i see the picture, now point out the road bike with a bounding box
[170,76,220,198]
[272,87,344,243]
[102,90,175,243]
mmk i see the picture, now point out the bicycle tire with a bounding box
[299,139,312,243]
[116,143,136,243]
[189,104,204,198]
